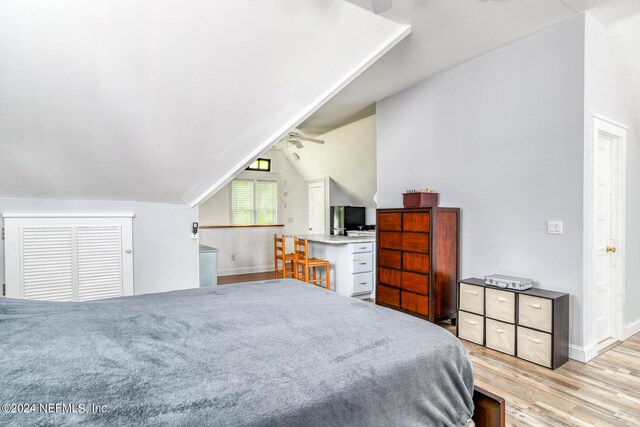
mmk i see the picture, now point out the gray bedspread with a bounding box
[0,279,473,426]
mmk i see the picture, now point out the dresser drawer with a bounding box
[402,252,430,274]
[485,288,515,323]
[402,212,430,232]
[517,326,552,368]
[379,267,401,288]
[377,285,400,307]
[352,273,373,295]
[401,271,428,295]
[401,291,428,316]
[519,294,552,333]
[352,253,373,274]
[485,318,515,355]
[378,213,402,231]
[401,232,429,253]
[459,283,484,315]
[351,242,374,253]
[379,232,402,250]
[458,311,484,345]
[379,249,401,269]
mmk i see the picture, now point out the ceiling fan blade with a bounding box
[298,135,325,144]
[371,0,392,14]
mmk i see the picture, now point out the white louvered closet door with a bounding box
[21,226,74,301]
[3,215,134,301]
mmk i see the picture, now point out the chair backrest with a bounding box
[293,237,308,263]
[274,234,286,260]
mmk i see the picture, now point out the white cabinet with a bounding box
[307,239,376,299]
[3,214,134,301]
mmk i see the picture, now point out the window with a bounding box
[246,158,271,172]
[231,179,278,225]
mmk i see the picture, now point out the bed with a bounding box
[1,279,486,426]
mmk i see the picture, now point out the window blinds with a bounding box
[231,179,277,225]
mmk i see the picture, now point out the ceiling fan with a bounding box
[371,0,392,14]
[281,129,325,149]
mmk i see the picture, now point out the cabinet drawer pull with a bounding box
[495,297,507,302]
[492,327,506,334]
[466,320,477,325]
[526,302,543,309]
[359,282,368,285]
[524,335,542,344]
[358,246,368,250]
[464,290,478,296]
[358,262,367,265]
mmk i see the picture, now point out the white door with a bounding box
[593,135,613,346]
[3,214,134,301]
[591,116,626,350]
[308,181,326,234]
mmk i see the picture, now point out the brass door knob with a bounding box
[606,246,617,253]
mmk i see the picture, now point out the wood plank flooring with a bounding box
[445,323,640,426]
[217,271,275,285]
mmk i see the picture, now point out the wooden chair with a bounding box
[274,234,295,279]
[293,237,330,290]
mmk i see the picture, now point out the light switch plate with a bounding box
[547,221,563,235]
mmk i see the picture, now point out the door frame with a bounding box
[584,114,627,357]
[307,178,330,235]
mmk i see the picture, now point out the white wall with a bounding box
[198,149,308,275]
[0,198,199,295]
[377,16,587,347]
[283,114,378,224]
[584,14,640,340]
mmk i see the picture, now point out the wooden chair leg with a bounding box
[325,263,330,289]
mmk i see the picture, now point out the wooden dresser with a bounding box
[375,207,460,323]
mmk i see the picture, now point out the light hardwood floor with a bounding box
[217,271,275,285]
[447,324,640,426]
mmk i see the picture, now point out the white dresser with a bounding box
[302,235,376,299]
[457,277,569,370]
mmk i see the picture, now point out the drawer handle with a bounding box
[358,246,368,250]
[492,327,506,334]
[495,297,507,302]
[524,335,542,344]
[526,302,543,309]
[359,282,368,285]
[466,320,477,325]
[358,262,368,265]
[464,290,479,296]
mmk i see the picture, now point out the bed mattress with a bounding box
[0,279,474,426]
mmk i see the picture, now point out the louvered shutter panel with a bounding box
[3,215,134,301]
[255,181,277,225]
[21,226,74,301]
[231,180,255,225]
[77,226,123,301]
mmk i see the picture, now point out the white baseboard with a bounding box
[623,318,640,340]
[569,343,597,363]
[571,321,640,363]
[218,264,274,277]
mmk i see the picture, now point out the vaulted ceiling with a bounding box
[0,0,406,204]
[301,0,640,135]
[2,0,638,206]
